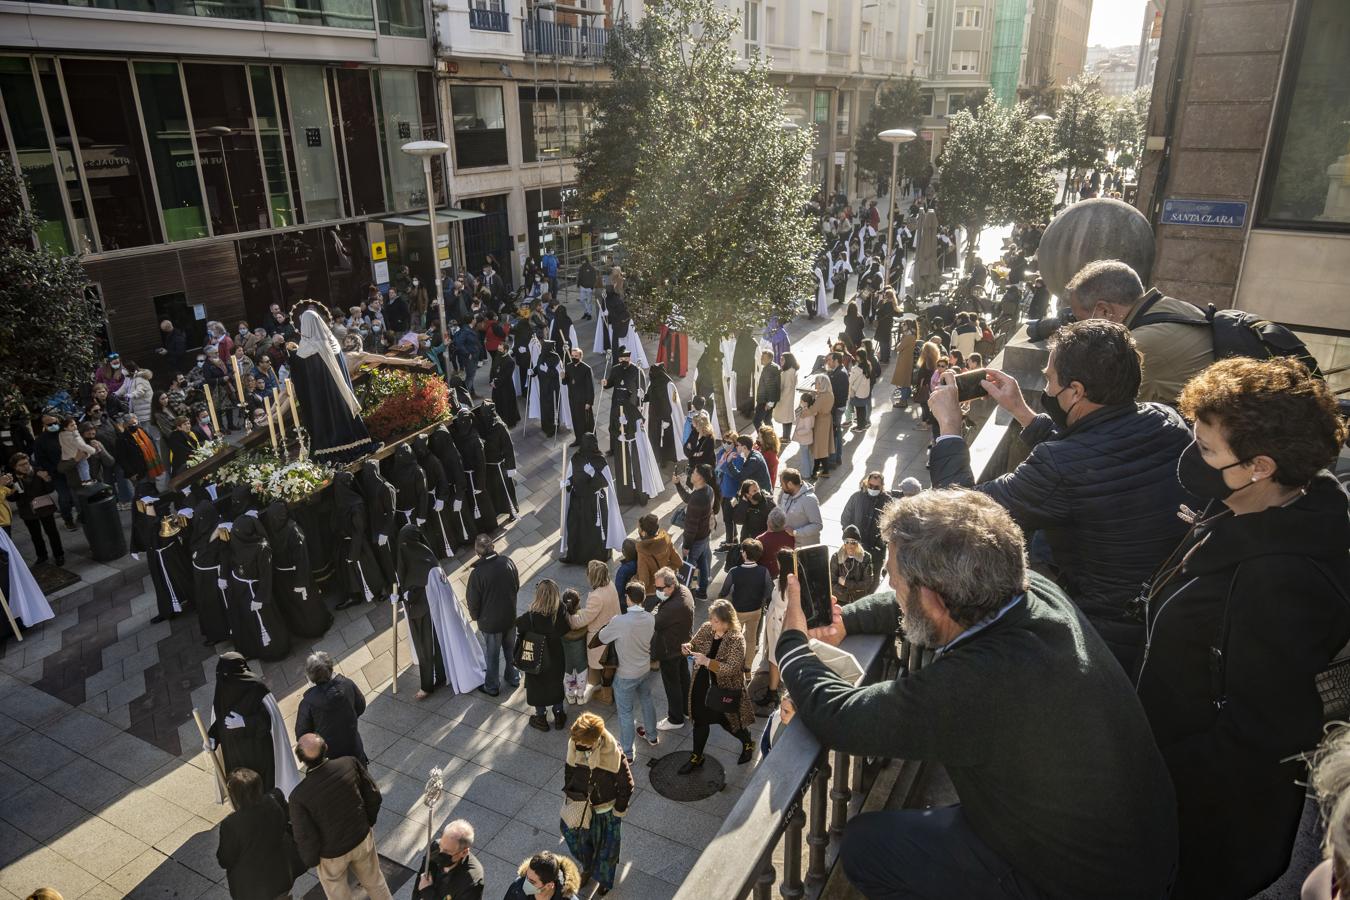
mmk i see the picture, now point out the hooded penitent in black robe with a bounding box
[208,653,280,791]
[732,330,757,416]
[355,462,397,588]
[528,344,565,437]
[190,499,232,645]
[429,426,472,550]
[549,304,576,351]
[388,444,429,532]
[563,354,595,441]
[607,291,630,366]
[227,514,290,662]
[694,344,723,408]
[395,524,446,695]
[512,325,535,407]
[412,435,453,558]
[261,501,332,638]
[559,435,623,565]
[332,472,389,605]
[132,482,193,621]
[474,403,519,518]
[451,411,497,534]
[646,363,682,465]
[489,352,519,428]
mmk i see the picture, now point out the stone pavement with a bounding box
[0,275,932,900]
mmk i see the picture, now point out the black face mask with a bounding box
[1039,385,1079,431]
[1176,441,1250,501]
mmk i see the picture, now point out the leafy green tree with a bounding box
[1053,75,1109,201]
[854,77,932,197]
[575,0,817,343]
[937,96,1058,266]
[0,157,99,417]
[1107,86,1150,169]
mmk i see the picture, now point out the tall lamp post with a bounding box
[401,140,451,377]
[878,128,916,288]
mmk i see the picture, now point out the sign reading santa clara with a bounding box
[1161,199,1248,229]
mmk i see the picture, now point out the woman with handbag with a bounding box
[559,713,633,897]
[568,561,622,705]
[516,579,571,732]
[678,600,756,774]
[216,767,302,900]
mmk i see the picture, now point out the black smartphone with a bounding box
[955,367,991,402]
[792,544,835,630]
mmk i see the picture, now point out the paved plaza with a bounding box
[0,287,931,900]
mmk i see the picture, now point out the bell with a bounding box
[159,514,185,539]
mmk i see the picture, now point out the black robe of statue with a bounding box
[605,359,642,456]
[395,525,446,694]
[190,499,232,644]
[732,331,757,416]
[474,404,518,518]
[132,484,193,620]
[646,363,681,465]
[563,357,595,441]
[489,352,519,428]
[561,436,613,565]
[451,412,497,534]
[412,435,453,558]
[332,472,389,602]
[288,350,378,466]
[227,514,290,662]
[355,463,397,588]
[208,653,279,791]
[530,348,565,437]
[429,427,472,549]
[261,501,332,638]
[388,444,430,532]
[512,326,534,409]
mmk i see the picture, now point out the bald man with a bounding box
[288,733,391,900]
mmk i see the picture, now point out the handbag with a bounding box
[561,766,594,830]
[705,683,743,715]
[587,629,618,672]
[513,628,548,675]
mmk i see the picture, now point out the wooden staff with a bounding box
[271,387,287,453]
[203,384,220,434]
[192,708,234,809]
[0,581,23,642]
[262,396,279,453]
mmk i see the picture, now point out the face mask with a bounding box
[46,423,59,433]
[110,361,121,369]
[521,881,540,896]
[196,358,206,366]
[1176,441,1253,502]
[412,279,420,287]
[866,488,881,497]
[656,589,670,600]
[199,416,210,425]
[1039,385,1078,431]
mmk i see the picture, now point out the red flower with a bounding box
[362,374,450,444]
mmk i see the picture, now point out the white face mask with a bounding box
[110,361,121,369]
[656,589,670,600]
[867,488,881,497]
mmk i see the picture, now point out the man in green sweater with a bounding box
[776,489,1177,899]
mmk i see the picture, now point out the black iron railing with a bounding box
[468,6,509,32]
[522,14,610,58]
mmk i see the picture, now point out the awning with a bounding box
[380,207,486,227]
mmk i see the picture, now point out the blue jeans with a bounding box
[578,286,594,317]
[613,671,658,759]
[481,630,518,692]
[799,445,813,476]
[684,538,710,595]
[829,408,844,465]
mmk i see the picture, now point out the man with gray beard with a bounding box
[775,489,1178,900]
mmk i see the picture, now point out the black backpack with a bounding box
[1132,291,1322,377]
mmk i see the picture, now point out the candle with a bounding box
[263,395,279,452]
[272,387,287,456]
[285,378,301,432]
[232,355,246,405]
[203,385,220,435]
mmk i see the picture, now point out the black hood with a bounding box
[389,444,423,499]
[453,411,478,439]
[430,425,462,466]
[213,652,269,721]
[395,523,438,590]
[191,499,221,552]
[231,513,268,569]
[261,499,290,541]
[412,434,433,463]
[473,402,503,431]
[332,470,363,516]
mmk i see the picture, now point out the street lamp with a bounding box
[401,140,451,376]
[1031,113,1053,124]
[878,127,916,288]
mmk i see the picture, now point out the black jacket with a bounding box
[413,846,485,900]
[288,756,383,866]
[840,489,891,555]
[295,675,367,764]
[827,366,849,411]
[1136,473,1350,898]
[718,562,773,615]
[217,790,298,900]
[731,494,775,542]
[466,551,519,634]
[755,363,781,407]
[930,402,1195,670]
[777,576,1178,900]
[645,583,694,661]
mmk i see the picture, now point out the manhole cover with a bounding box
[649,752,726,801]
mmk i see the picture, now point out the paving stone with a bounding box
[0,782,87,843]
[99,786,196,846]
[106,671,147,709]
[480,818,567,872]
[48,814,151,880]
[2,729,79,780]
[142,759,226,819]
[106,846,213,899]
[152,816,224,883]
[119,643,161,677]
[44,708,125,755]
[0,680,69,727]
[0,846,101,899]
[468,739,562,789]
[0,818,38,869]
[98,731,176,782]
[0,712,28,746]
[43,756,137,813]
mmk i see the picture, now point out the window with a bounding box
[860,24,872,56]
[182,63,271,235]
[519,86,589,163]
[950,51,979,73]
[282,66,343,222]
[0,57,74,253]
[376,69,423,211]
[449,85,507,169]
[468,0,509,33]
[835,92,850,136]
[955,7,981,28]
[813,90,829,125]
[826,17,836,52]
[765,6,776,44]
[1258,0,1350,230]
[264,0,373,30]
[377,0,425,36]
[133,62,209,242]
[920,92,934,117]
[812,12,825,49]
[946,93,966,116]
[333,69,386,216]
[926,8,934,29]
[743,1,759,50]
[248,65,297,229]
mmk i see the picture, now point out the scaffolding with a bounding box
[990,0,1029,105]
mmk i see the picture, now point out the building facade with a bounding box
[1135,0,1163,90]
[1,0,448,362]
[1134,0,1349,389]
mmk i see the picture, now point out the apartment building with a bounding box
[1136,0,1163,90]
[0,0,444,362]
[914,0,996,158]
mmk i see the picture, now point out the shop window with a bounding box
[133,62,209,242]
[378,0,425,37]
[59,58,161,250]
[1259,0,1350,230]
[449,85,508,169]
[0,57,73,253]
[376,69,424,211]
[283,66,343,222]
[249,65,297,229]
[334,69,386,216]
[182,63,271,236]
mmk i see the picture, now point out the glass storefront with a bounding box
[249,65,297,229]
[376,69,425,211]
[133,61,209,241]
[27,0,390,32]
[334,68,385,216]
[284,65,344,223]
[0,57,74,253]
[449,85,508,169]
[182,62,271,235]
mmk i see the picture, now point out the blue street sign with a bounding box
[1161,199,1248,229]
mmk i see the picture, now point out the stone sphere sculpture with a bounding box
[1037,198,1155,301]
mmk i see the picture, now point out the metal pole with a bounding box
[424,156,449,383]
[882,140,899,288]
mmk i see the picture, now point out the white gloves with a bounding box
[507,469,517,478]
[131,553,142,561]
[217,578,228,590]
[378,534,388,546]
[249,601,262,612]
[434,499,444,512]
[453,500,463,512]
[223,711,245,730]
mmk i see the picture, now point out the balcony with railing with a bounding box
[522,14,610,59]
[468,6,509,31]
[435,2,521,60]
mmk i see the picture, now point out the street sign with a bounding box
[371,241,387,260]
[1161,199,1248,229]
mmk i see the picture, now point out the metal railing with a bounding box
[673,632,896,900]
[468,6,509,31]
[522,15,610,58]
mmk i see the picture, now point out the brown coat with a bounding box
[688,622,755,732]
[891,332,918,387]
[569,582,621,670]
[807,388,835,460]
[636,531,682,595]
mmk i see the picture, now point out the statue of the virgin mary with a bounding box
[289,307,379,466]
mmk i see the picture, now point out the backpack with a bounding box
[1132,292,1322,377]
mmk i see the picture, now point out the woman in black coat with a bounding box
[217,768,299,900]
[1136,359,1350,898]
[843,301,865,354]
[261,500,332,638]
[516,578,570,732]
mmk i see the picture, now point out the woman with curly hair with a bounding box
[1136,357,1350,898]
[503,850,582,900]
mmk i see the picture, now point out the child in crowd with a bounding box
[560,588,589,705]
[58,418,96,485]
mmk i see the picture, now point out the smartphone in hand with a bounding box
[792,544,835,630]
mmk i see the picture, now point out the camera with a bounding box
[1025,308,1076,342]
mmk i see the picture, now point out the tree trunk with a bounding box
[966,217,984,270]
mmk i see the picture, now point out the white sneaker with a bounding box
[656,717,684,731]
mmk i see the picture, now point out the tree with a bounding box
[936,96,1058,266]
[575,0,817,344]
[0,157,99,417]
[1107,86,1150,170]
[853,77,932,198]
[1053,75,1109,201]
